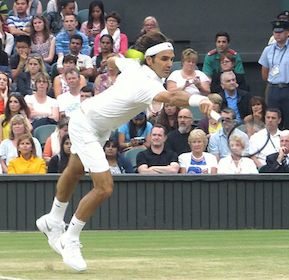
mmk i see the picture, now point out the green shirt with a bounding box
[202,49,245,77]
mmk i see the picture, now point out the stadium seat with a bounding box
[123,147,146,172]
[33,124,57,148]
[189,106,204,125]
[77,9,89,25]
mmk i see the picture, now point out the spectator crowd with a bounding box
[0,0,288,175]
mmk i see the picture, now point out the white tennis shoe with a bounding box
[36,214,66,255]
[55,233,87,271]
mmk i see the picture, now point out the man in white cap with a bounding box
[36,31,213,272]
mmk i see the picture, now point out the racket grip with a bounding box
[210,110,221,121]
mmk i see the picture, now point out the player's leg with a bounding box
[56,170,113,271]
[36,154,85,254]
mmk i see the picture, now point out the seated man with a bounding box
[57,69,81,117]
[260,130,289,173]
[165,108,197,156]
[56,14,90,64]
[202,31,245,79]
[208,108,249,161]
[137,124,180,174]
[7,0,31,36]
[219,71,252,123]
[250,108,282,168]
[57,34,93,79]
[10,35,31,80]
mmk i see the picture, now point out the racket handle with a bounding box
[210,110,221,121]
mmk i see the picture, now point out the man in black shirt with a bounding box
[137,124,180,174]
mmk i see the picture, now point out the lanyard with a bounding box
[272,45,287,66]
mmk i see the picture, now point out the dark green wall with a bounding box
[1,174,289,231]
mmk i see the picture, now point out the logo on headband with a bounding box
[144,42,174,58]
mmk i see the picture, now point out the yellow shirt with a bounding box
[7,155,47,174]
[0,114,10,140]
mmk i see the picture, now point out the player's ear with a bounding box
[145,56,153,66]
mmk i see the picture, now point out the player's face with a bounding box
[146,50,174,78]
[216,36,229,53]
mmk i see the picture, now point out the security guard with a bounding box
[202,31,245,78]
[259,20,289,129]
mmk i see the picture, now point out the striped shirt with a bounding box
[7,14,32,31]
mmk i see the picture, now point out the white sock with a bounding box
[49,197,69,223]
[66,214,86,241]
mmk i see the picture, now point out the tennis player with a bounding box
[36,31,213,271]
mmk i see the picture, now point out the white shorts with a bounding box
[68,109,111,173]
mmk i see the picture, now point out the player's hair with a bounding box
[134,31,170,62]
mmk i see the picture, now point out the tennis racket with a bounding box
[226,120,269,157]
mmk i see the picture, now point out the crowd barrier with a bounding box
[1,174,289,231]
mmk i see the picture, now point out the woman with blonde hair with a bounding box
[16,53,48,96]
[178,129,218,174]
[218,135,258,174]
[0,114,42,173]
[167,48,211,96]
[140,16,160,35]
[7,133,46,174]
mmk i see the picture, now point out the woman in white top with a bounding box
[0,114,42,173]
[167,48,210,96]
[179,129,218,174]
[0,15,14,56]
[218,135,258,174]
[25,73,59,129]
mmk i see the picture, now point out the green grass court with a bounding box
[0,230,289,280]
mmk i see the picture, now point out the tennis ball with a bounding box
[125,49,145,62]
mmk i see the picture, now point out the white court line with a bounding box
[0,276,30,280]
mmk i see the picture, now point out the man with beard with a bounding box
[165,108,197,156]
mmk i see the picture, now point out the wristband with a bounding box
[188,95,208,107]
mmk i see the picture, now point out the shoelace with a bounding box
[66,240,84,257]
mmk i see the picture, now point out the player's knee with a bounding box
[95,179,113,199]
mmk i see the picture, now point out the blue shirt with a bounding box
[258,39,289,83]
[224,90,241,123]
[56,30,90,55]
[118,121,153,142]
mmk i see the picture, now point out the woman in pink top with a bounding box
[94,11,128,56]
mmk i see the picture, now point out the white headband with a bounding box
[144,42,174,58]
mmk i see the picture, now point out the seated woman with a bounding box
[48,134,71,173]
[118,112,152,151]
[198,93,223,137]
[218,135,258,174]
[178,129,218,174]
[80,0,105,47]
[25,72,59,129]
[94,11,128,56]
[43,116,69,162]
[0,114,42,173]
[53,54,87,97]
[167,48,210,96]
[155,103,180,133]
[92,34,114,80]
[94,56,119,94]
[7,133,46,174]
[46,0,78,14]
[30,15,56,65]
[0,72,9,115]
[210,53,249,93]
[0,92,32,142]
[104,139,133,174]
[16,53,48,96]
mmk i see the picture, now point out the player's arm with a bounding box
[153,90,213,116]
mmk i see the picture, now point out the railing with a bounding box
[0,174,289,230]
